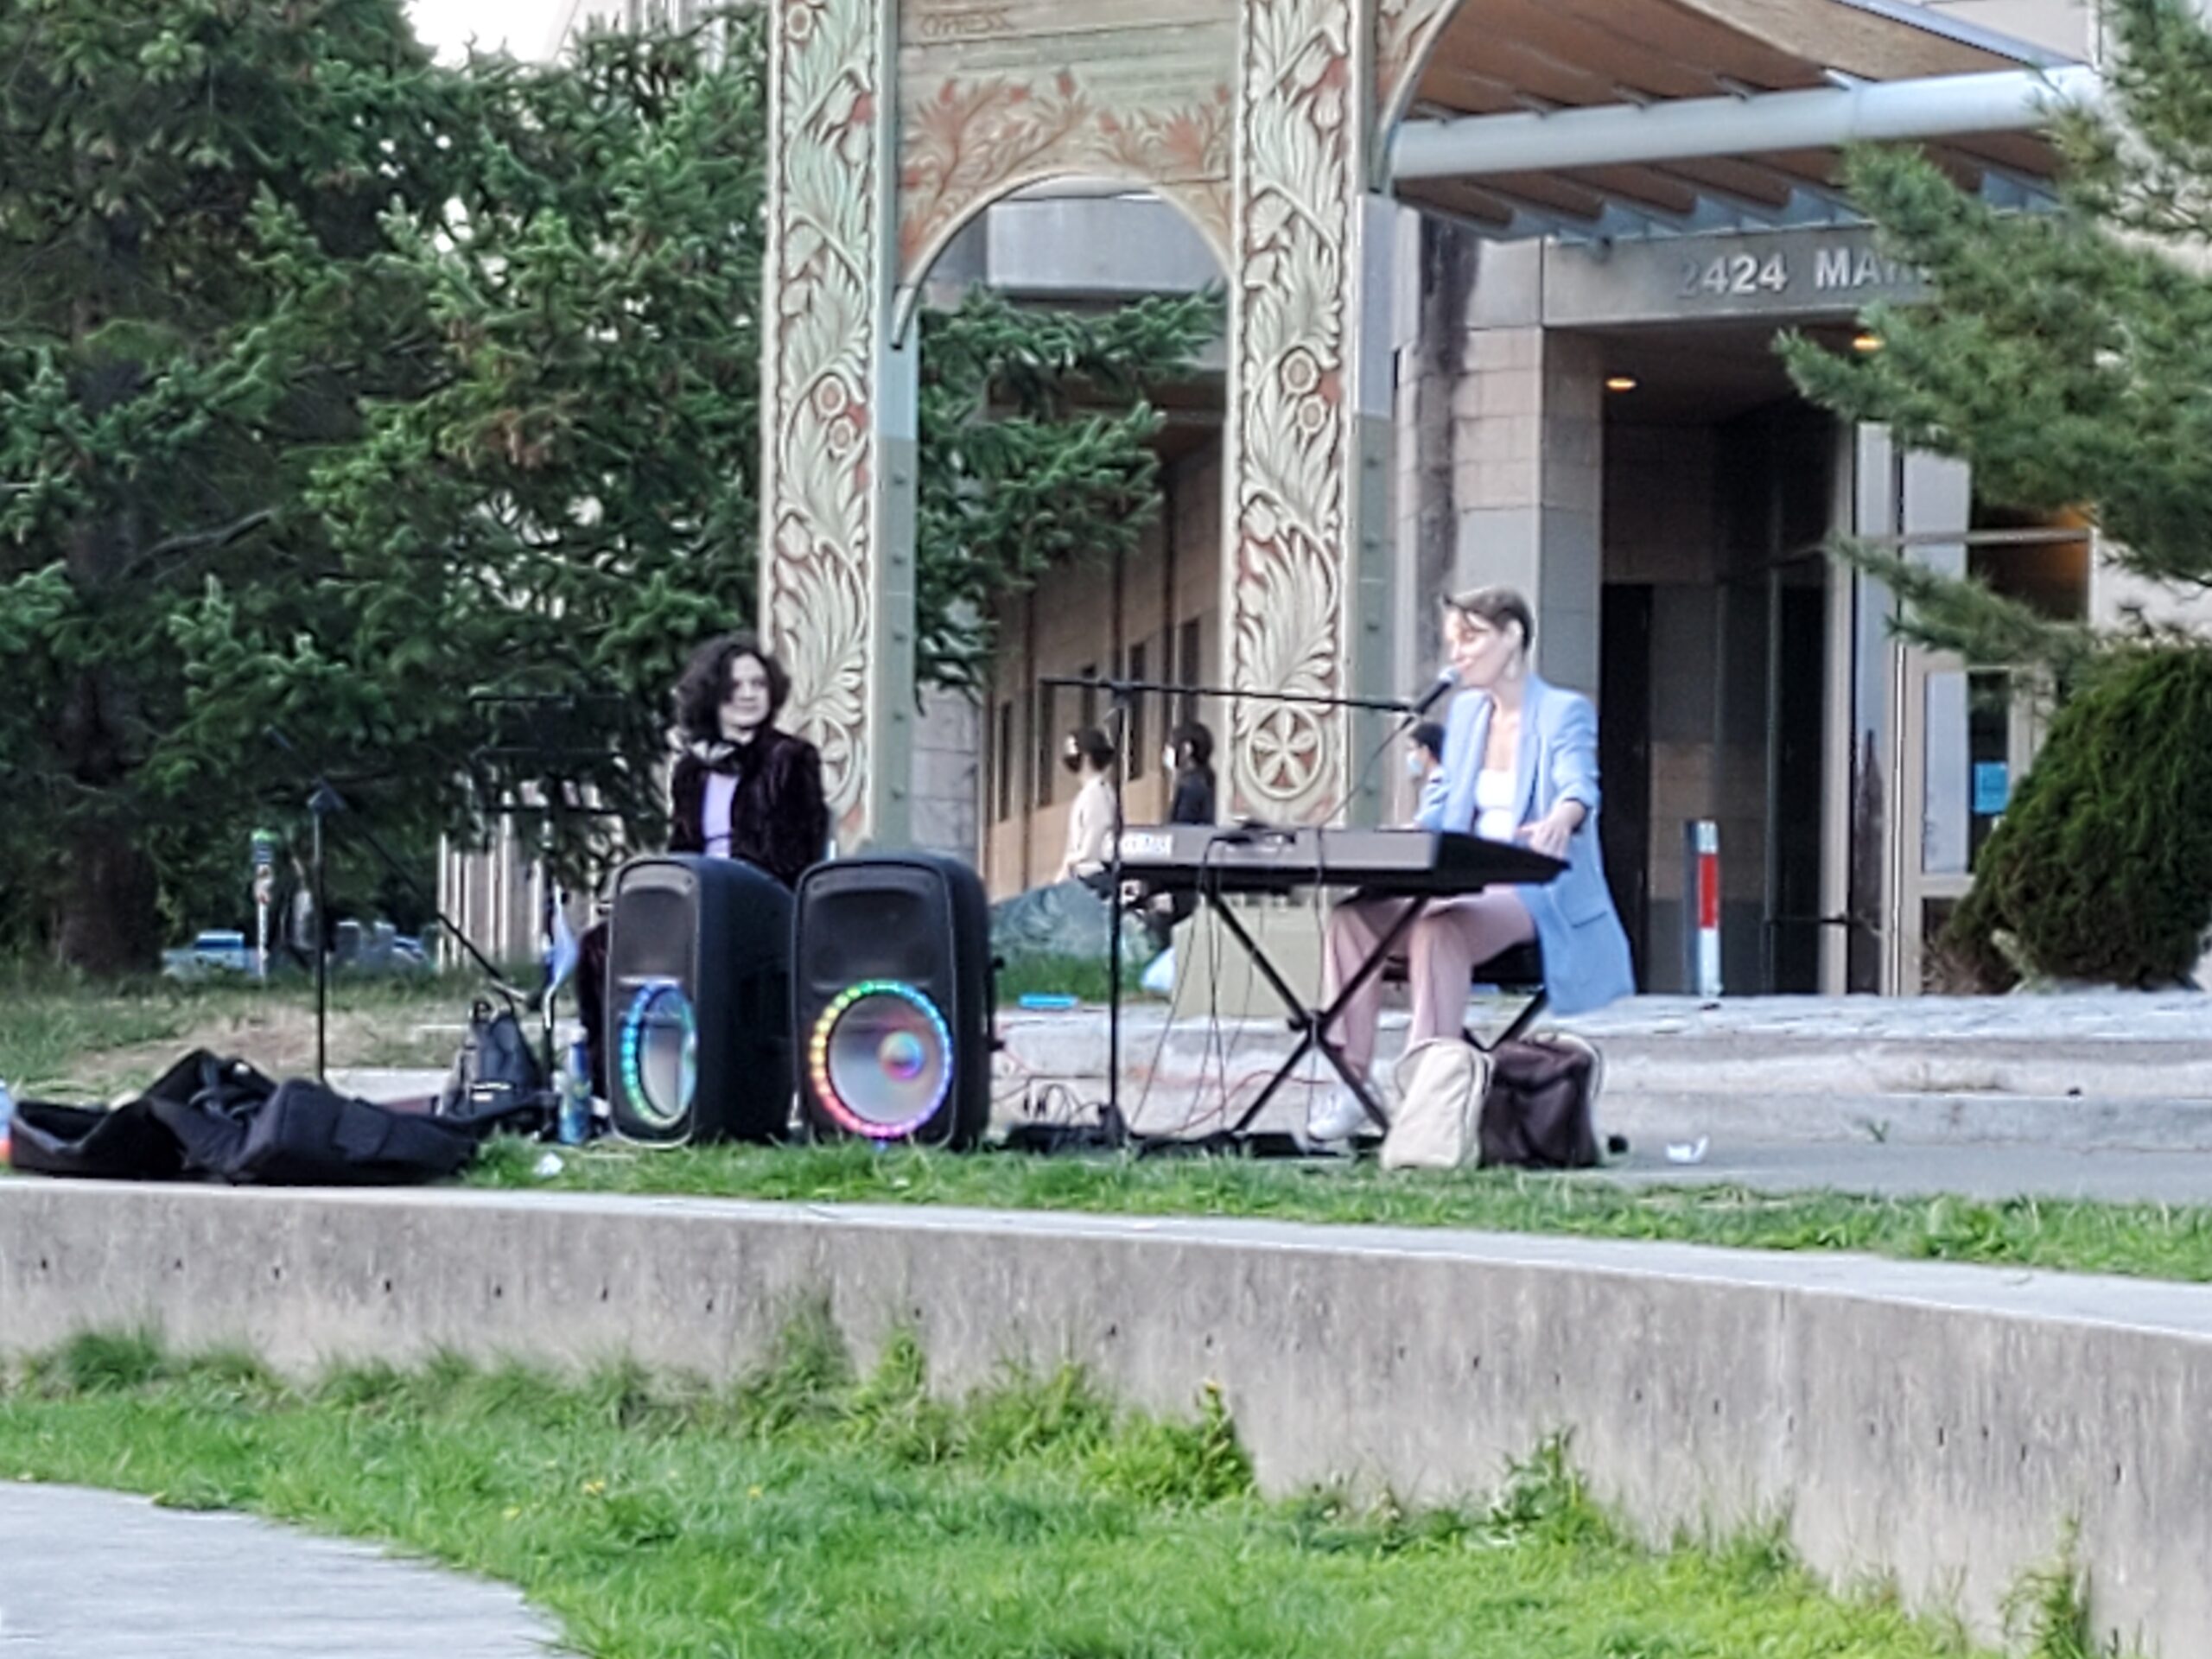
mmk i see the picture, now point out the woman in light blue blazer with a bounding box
[1313,587,1636,1139]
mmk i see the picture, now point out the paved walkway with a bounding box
[1593,1140,2212,1205]
[0,1484,557,1656]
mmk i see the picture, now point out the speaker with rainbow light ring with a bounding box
[793,852,992,1149]
[605,854,793,1144]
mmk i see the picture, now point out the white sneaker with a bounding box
[1305,1085,1371,1143]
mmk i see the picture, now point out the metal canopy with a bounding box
[1388,0,2084,241]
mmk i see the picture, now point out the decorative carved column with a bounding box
[760,0,916,853]
[1223,0,1398,823]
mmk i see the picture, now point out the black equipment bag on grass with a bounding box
[151,1074,476,1186]
[4,1051,267,1181]
[7,1097,185,1181]
[9,1047,474,1186]
[1478,1033,1603,1171]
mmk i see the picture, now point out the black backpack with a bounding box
[436,1000,551,1136]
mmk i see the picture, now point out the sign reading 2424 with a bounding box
[1680,251,1790,298]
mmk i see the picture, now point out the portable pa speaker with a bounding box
[605,854,793,1144]
[793,853,993,1149]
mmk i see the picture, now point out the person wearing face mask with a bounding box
[1306,586,1634,1143]
[1403,720,1446,820]
[575,632,829,1099]
[1135,721,1217,952]
[1166,721,1217,829]
[1057,726,1120,887]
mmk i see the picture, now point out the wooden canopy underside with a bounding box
[1397,0,2071,234]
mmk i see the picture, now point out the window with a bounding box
[1033,680,1057,809]
[994,701,1014,823]
[1126,643,1148,779]
[1177,617,1203,724]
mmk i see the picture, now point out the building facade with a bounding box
[488,0,2206,995]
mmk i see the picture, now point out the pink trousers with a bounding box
[1319,890,1535,1080]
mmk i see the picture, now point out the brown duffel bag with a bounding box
[1478,1032,1604,1170]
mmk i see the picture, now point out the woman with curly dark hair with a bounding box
[664,632,828,887]
[576,632,828,1096]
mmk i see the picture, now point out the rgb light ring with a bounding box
[618,978,697,1130]
[807,978,953,1140]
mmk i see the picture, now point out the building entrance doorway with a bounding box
[1593,321,1847,995]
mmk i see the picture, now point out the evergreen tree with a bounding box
[0,0,472,969]
[917,288,1223,693]
[1782,0,2212,683]
[1781,0,2212,986]
[0,3,1217,968]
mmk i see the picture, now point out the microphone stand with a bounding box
[309,779,337,1084]
[1104,683,1130,1131]
[1039,673,1433,1141]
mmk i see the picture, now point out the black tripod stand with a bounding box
[269,729,525,1084]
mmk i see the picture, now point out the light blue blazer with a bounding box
[1414,675,1636,1015]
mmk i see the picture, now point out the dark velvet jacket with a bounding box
[667,728,830,889]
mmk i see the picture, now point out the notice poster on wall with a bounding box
[1974,761,2011,817]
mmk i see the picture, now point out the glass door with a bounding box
[1883,642,2040,994]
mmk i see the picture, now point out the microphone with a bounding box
[1406,666,1458,716]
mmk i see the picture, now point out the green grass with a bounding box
[0,963,505,1098]
[0,1324,2025,1659]
[479,1137,2212,1284]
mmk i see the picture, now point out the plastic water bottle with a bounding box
[557,1041,591,1147]
[0,1077,13,1167]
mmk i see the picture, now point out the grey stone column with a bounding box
[1451,309,1605,696]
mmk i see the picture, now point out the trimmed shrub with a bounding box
[1942,647,2212,990]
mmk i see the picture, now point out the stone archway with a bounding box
[760,0,1444,849]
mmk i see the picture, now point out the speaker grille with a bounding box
[806,980,952,1139]
[615,979,697,1130]
[610,880,694,982]
[800,887,932,986]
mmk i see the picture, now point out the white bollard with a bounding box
[1684,819,1721,999]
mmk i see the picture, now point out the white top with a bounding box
[1472,767,1518,843]
[702,771,736,858]
[1063,772,1116,880]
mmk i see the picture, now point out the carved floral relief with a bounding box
[898,71,1236,284]
[762,0,887,841]
[1227,0,1358,820]
[1375,0,1461,130]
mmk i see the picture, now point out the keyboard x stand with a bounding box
[1205,887,1429,1139]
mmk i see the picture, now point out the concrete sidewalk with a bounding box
[1591,1139,2212,1205]
[0,1484,556,1656]
[995,989,2212,1149]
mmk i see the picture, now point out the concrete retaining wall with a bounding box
[3,1181,2206,1654]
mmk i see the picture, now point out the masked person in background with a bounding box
[1136,721,1217,953]
[1405,719,1446,822]
[1057,726,1119,888]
